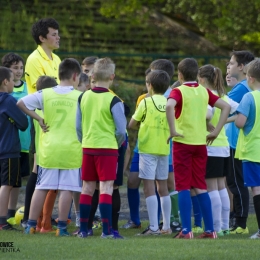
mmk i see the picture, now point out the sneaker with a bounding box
[72,228,80,236]
[192,225,203,233]
[0,223,21,232]
[112,230,124,239]
[88,229,94,236]
[174,231,193,239]
[170,221,182,233]
[20,220,28,228]
[77,231,87,238]
[121,220,141,229]
[138,226,161,236]
[250,231,260,239]
[56,228,70,237]
[160,228,172,235]
[218,230,230,236]
[230,226,249,235]
[40,227,55,233]
[100,232,114,239]
[76,217,80,227]
[24,226,36,234]
[197,231,217,239]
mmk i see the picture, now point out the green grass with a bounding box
[1,216,260,260]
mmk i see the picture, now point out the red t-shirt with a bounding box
[168,82,219,119]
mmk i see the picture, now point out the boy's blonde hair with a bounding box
[247,58,260,82]
[92,58,115,82]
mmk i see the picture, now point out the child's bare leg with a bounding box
[29,189,48,220]
[0,186,13,219]
[7,187,20,219]
[58,190,73,221]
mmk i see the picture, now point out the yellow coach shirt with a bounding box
[25,45,61,94]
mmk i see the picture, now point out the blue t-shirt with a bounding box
[226,79,251,149]
[236,92,257,136]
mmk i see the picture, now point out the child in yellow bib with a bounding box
[18,58,82,237]
[129,70,171,235]
[235,58,260,239]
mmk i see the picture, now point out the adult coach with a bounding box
[25,18,61,94]
[22,18,61,231]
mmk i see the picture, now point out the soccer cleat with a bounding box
[76,217,80,227]
[20,220,28,228]
[40,227,55,233]
[174,231,193,239]
[0,223,21,232]
[229,226,249,235]
[250,231,260,239]
[192,225,203,233]
[100,232,114,239]
[77,231,88,238]
[160,228,172,235]
[56,228,70,236]
[173,231,193,239]
[112,230,124,239]
[24,226,36,234]
[121,220,141,229]
[138,226,161,236]
[170,221,182,233]
[197,231,217,239]
[88,229,94,236]
[218,230,230,236]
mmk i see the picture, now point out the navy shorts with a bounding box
[243,161,260,187]
[0,158,21,187]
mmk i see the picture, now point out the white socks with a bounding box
[160,195,171,230]
[146,195,158,231]
[219,188,230,230]
[208,190,222,232]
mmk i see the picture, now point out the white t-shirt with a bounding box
[207,94,238,157]
[22,85,75,111]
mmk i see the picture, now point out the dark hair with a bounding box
[59,58,81,81]
[31,18,59,45]
[150,59,174,79]
[198,64,225,97]
[171,80,181,89]
[36,76,57,91]
[145,68,151,76]
[1,53,24,67]
[231,50,254,66]
[247,58,260,82]
[82,56,99,66]
[146,70,170,94]
[0,66,12,85]
[178,58,198,81]
[79,73,89,85]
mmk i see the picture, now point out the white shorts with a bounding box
[139,154,168,180]
[36,167,82,192]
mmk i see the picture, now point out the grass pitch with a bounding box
[0,216,259,260]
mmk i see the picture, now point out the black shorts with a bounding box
[0,158,21,187]
[20,152,30,177]
[206,156,230,179]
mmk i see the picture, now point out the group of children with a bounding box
[1,18,260,241]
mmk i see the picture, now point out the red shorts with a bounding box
[81,150,118,182]
[173,142,207,191]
